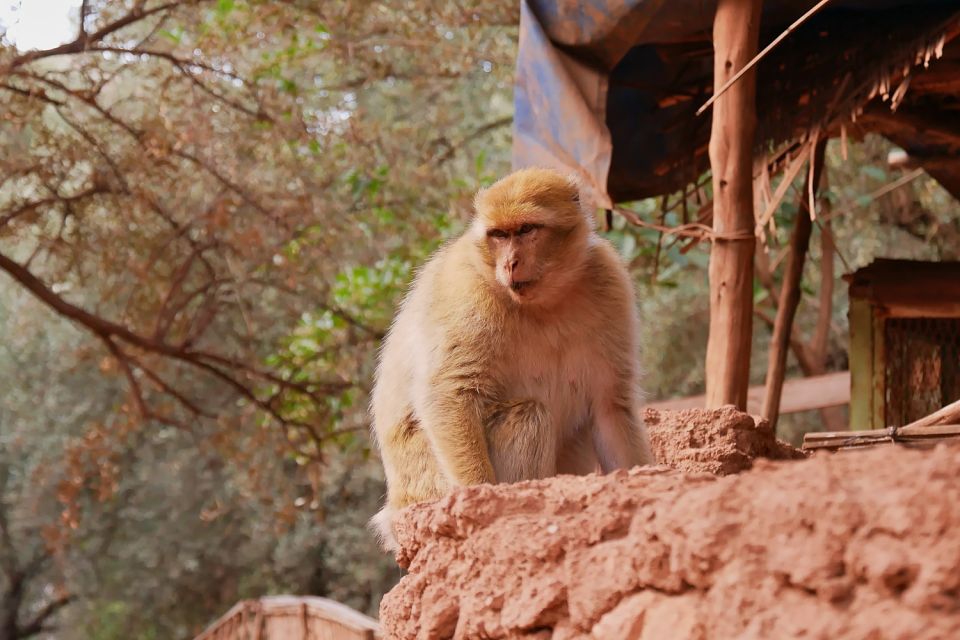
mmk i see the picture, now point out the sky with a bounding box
[0,0,81,51]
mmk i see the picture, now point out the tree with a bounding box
[0,0,517,457]
[1,0,517,633]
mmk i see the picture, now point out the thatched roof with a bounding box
[513,0,960,206]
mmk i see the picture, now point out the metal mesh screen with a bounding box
[885,318,960,427]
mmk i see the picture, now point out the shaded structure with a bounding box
[514,0,960,202]
[513,0,960,421]
[194,596,381,640]
[846,259,960,429]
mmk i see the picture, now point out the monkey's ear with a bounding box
[472,186,488,214]
[565,172,585,205]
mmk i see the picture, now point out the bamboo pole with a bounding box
[803,424,960,451]
[704,0,764,409]
[696,0,835,116]
[762,139,828,431]
[906,397,960,429]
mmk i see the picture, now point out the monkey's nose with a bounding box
[509,257,520,271]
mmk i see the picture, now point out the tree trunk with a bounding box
[762,138,828,430]
[704,0,764,409]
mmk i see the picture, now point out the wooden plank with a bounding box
[848,297,875,431]
[645,370,850,416]
[704,0,764,409]
[802,424,960,451]
[870,304,886,430]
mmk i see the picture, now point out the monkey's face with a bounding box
[484,222,557,303]
[473,168,591,306]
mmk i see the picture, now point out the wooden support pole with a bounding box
[704,0,763,409]
[762,138,828,430]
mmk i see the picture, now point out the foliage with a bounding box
[0,0,514,635]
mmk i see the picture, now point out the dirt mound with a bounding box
[644,405,805,474]
[380,409,960,639]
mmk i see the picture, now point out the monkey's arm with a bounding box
[587,242,654,470]
[420,364,498,486]
[592,384,653,471]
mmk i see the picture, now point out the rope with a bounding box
[612,207,756,244]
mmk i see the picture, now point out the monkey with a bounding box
[370,167,653,550]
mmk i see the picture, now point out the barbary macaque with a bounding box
[370,167,652,549]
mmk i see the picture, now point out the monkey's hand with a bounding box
[420,376,497,486]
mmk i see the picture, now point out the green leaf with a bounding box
[159,28,184,44]
[861,165,887,181]
[475,149,487,175]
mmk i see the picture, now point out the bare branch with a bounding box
[79,0,91,40]
[0,186,112,228]
[0,251,351,439]
[101,337,150,420]
[7,2,186,71]
[17,594,75,639]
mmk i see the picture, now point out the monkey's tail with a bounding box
[369,505,398,553]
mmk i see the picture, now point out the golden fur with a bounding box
[370,167,652,550]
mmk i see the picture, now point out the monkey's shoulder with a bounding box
[402,239,500,334]
[581,236,637,307]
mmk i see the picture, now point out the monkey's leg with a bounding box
[593,391,654,472]
[486,400,555,483]
[372,412,450,551]
[383,412,450,508]
[421,378,498,487]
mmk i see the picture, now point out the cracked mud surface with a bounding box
[380,408,960,639]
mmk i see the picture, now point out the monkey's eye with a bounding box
[487,229,509,239]
[517,223,540,236]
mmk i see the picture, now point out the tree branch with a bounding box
[0,251,350,442]
[17,594,75,639]
[7,2,186,71]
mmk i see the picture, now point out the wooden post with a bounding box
[762,139,828,430]
[704,0,763,409]
[848,296,885,430]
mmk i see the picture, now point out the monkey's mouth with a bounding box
[509,279,535,295]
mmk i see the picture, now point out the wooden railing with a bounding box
[194,596,381,640]
[644,370,850,416]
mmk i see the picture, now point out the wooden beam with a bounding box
[804,399,960,451]
[704,0,763,409]
[646,370,851,416]
[803,424,960,452]
[846,259,960,318]
[762,138,828,431]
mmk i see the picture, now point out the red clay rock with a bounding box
[380,409,960,639]
[645,405,805,474]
